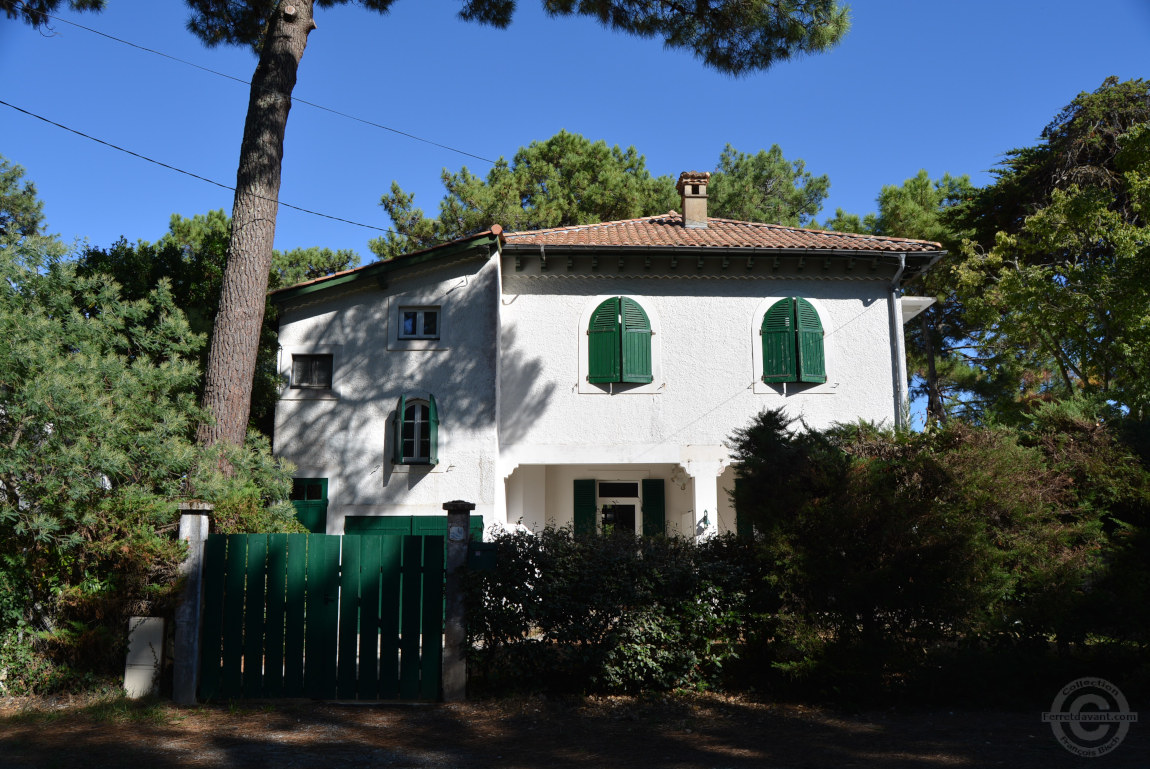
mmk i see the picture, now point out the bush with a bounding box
[730,405,1150,700]
[465,528,766,695]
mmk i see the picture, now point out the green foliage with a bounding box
[709,144,830,226]
[951,77,1150,419]
[728,406,1147,697]
[77,210,359,434]
[0,0,104,27]
[465,528,766,695]
[818,169,978,425]
[374,133,831,259]
[183,0,849,76]
[371,131,678,259]
[0,162,300,691]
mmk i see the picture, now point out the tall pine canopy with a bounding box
[5,0,851,452]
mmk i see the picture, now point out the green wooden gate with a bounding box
[199,533,445,701]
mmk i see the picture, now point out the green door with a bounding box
[290,478,328,533]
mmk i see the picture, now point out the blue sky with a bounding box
[2,1,1148,259]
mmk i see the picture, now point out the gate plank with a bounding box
[399,536,424,700]
[242,535,268,697]
[282,533,308,697]
[198,535,227,701]
[263,533,288,697]
[303,535,341,699]
[420,535,445,701]
[337,535,362,698]
[357,536,383,700]
[378,536,402,699]
[221,535,247,698]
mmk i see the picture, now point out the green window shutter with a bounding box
[761,298,797,383]
[795,298,826,383]
[620,297,654,384]
[641,478,665,537]
[392,394,406,464]
[573,479,597,539]
[427,393,440,466]
[588,298,621,383]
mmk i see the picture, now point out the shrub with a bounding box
[465,528,766,695]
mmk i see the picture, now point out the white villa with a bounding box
[271,172,944,538]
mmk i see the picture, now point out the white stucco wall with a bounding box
[498,266,898,470]
[274,254,501,532]
[273,250,907,534]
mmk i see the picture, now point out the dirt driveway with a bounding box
[1,693,1145,768]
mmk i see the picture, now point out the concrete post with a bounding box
[442,499,474,702]
[173,504,210,705]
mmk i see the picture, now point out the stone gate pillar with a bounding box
[442,499,474,702]
[173,502,211,705]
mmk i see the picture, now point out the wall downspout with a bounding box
[888,254,908,429]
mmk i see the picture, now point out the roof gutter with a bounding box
[888,253,909,429]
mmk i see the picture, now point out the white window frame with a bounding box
[398,307,440,340]
[401,399,433,463]
[597,480,643,534]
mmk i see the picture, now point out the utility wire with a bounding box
[0,98,400,234]
[11,0,498,164]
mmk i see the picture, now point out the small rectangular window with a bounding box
[291,354,333,389]
[399,307,440,339]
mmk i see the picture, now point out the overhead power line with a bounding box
[0,98,398,235]
[10,0,498,164]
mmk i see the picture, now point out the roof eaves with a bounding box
[500,242,943,259]
[269,229,503,304]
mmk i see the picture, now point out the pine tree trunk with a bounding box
[197,2,316,451]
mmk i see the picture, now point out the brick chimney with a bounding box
[677,171,711,229]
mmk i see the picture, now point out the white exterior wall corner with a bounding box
[273,254,502,532]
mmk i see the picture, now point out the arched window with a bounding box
[392,395,439,465]
[761,297,826,384]
[587,297,653,384]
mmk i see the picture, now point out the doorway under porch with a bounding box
[502,463,742,538]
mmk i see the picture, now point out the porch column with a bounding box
[683,453,728,541]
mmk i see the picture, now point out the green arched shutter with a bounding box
[795,298,826,383]
[761,298,796,383]
[427,393,440,466]
[588,298,621,383]
[573,479,597,539]
[620,298,653,384]
[392,394,406,464]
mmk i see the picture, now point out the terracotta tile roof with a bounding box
[502,212,943,253]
